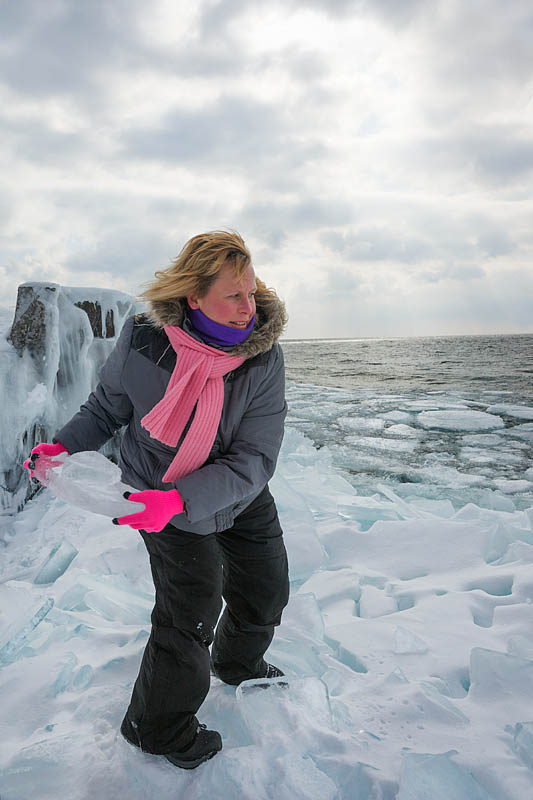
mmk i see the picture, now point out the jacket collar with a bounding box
[147,289,287,358]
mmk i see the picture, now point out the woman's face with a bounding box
[188,261,257,328]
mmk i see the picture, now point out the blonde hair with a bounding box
[140,230,252,303]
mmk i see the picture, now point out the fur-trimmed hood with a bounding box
[147,287,287,359]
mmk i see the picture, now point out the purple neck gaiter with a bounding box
[187,306,255,347]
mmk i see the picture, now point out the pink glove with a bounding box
[24,442,70,479]
[112,488,184,533]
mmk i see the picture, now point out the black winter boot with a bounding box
[262,663,284,679]
[164,724,222,769]
[210,655,285,685]
[120,717,222,769]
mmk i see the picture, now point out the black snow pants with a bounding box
[122,485,289,754]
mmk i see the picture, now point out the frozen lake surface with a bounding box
[2,401,533,798]
[1,326,533,798]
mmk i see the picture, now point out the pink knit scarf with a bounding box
[141,326,246,482]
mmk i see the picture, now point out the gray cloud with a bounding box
[320,227,432,264]
[0,0,148,100]
[1,115,89,165]
[356,0,428,27]
[402,124,533,187]
[417,264,486,284]
[475,230,515,258]
[319,211,520,276]
[198,0,363,36]
[122,95,327,172]
[1,0,531,338]
[471,133,533,183]
[286,261,532,338]
[65,226,178,281]
[239,198,353,248]
[0,192,13,233]
[287,0,427,24]
[252,45,331,86]
[426,0,533,88]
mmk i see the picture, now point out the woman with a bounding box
[25,231,289,769]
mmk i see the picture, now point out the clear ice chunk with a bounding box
[418,682,470,724]
[511,722,533,770]
[0,596,54,667]
[399,751,491,799]
[507,635,533,661]
[68,572,153,625]
[33,541,78,584]
[33,450,145,518]
[470,648,533,698]
[394,626,429,654]
[51,652,78,696]
[236,676,333,750]
[359,585,397,618]
[72,664,94,691]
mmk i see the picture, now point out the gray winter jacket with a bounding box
[55,291,287,534]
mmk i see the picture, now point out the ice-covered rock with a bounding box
[1,282,135,518]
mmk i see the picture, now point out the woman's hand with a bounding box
[23,442,70,479]
[112,488,184,532]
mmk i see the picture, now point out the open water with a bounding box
[282,334,533,399]
[281,333,533,511]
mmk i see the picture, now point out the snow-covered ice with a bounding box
[486,405,533,420]
[1,418,533,799]
[417,410,504,432]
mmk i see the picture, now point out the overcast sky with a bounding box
[1,0,532,338]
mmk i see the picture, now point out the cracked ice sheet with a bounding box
[2,429,533,799]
